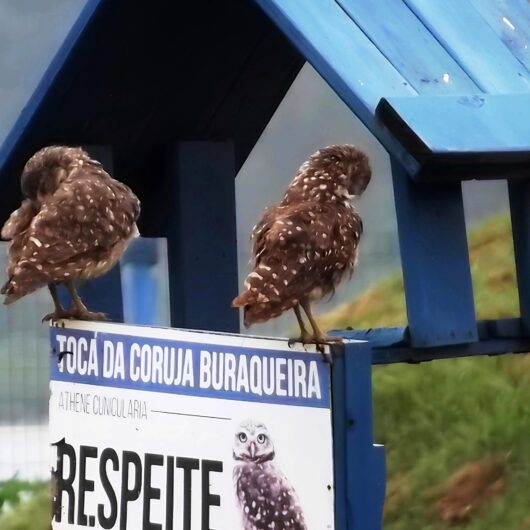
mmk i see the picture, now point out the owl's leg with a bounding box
[66,280,108,321]
[300,300,343,345]
[42,283,77,322]
[288,305,312,346]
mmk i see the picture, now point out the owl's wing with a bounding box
[2,171,140,302]
[251,202,333,264]
[1,199,37,240]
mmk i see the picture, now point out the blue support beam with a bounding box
[167,141,239,333]
[391,158,477,347]
[332,342,385,530]
[509,181,530,333]
[336,318,530,364]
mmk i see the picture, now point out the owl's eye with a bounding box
[257,433,267,444]
[238,432,247,443]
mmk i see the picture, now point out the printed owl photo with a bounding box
[233,419,307,530]
[1,146,140,321]
[233,144,370,347]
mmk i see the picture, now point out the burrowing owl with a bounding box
[233,419,306,530]
[233,144,370,345]
[1,146,140,321]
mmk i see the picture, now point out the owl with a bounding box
[233,144,371,345]
[233,419,306,530]
[1,146,140,321]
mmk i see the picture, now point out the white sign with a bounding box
[49,321,335,530]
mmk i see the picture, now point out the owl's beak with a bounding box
[248,441,257,459]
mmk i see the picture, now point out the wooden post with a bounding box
[508,180,530,334]
[166,141,239,333]
[391,158,477,347]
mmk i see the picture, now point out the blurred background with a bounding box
[0,1,526,529]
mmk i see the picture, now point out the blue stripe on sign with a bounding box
[49,328,330,409]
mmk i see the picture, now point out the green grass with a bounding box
[321,212,530,529]
[0,481,49,530]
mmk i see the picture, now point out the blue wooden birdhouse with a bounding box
[3,2,530,529]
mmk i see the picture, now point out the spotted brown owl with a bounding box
[233,419,306,530]
[1,146,140,321]
[232,144,370,345]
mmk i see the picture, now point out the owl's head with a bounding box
[284,144,371,205]
[309,144,371,197]
[21,146,98,201]
[233,419,275,463]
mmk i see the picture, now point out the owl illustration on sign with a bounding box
[233,144,370,347]
[1,146,140,321]
[233,419,307,530]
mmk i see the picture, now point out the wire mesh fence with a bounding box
[0,238,170,482]
[0,256,50,481]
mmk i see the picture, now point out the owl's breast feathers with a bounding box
[233,200,362,326]
[234,461,306,530]
[1,165,140,304]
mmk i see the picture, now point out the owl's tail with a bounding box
[232,290,291,327]
[232,291,255,327]
[1,278,25,305]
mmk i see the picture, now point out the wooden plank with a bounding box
[403,0,530,93]
[508,181,530,333]
[390,159,477,347]
[337,0,479,95]
[254,0,417,128]
[377,94,530,178]
[343,343,386,530]
[331,347,348,529]
[167,141,239,333]
[470,0,530,72]
[338,318,530,363]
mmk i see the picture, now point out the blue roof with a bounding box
[2,0,530,192]
[256,0,530,179]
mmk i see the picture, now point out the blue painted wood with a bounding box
[470,0,530,72]
[254,0,417,129]
[331,346,348,529]
[337,0,479,95]
[121,238,159,326]
[377,94,530,179]
[371,445,386,527]
[342,342,385,530]
[390,158,477,347]
[403,0,530,93]
[508,181,530,333]
[74,268,124,322]
[167,141,239,333]
[0,0,102,171]
[336,318,530,363]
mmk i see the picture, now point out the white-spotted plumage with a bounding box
[233,144,370,344]
[233,419,306,530]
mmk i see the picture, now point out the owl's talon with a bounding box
[287,333,313,347]
[72,310,109,322]
[42,309,77,323]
